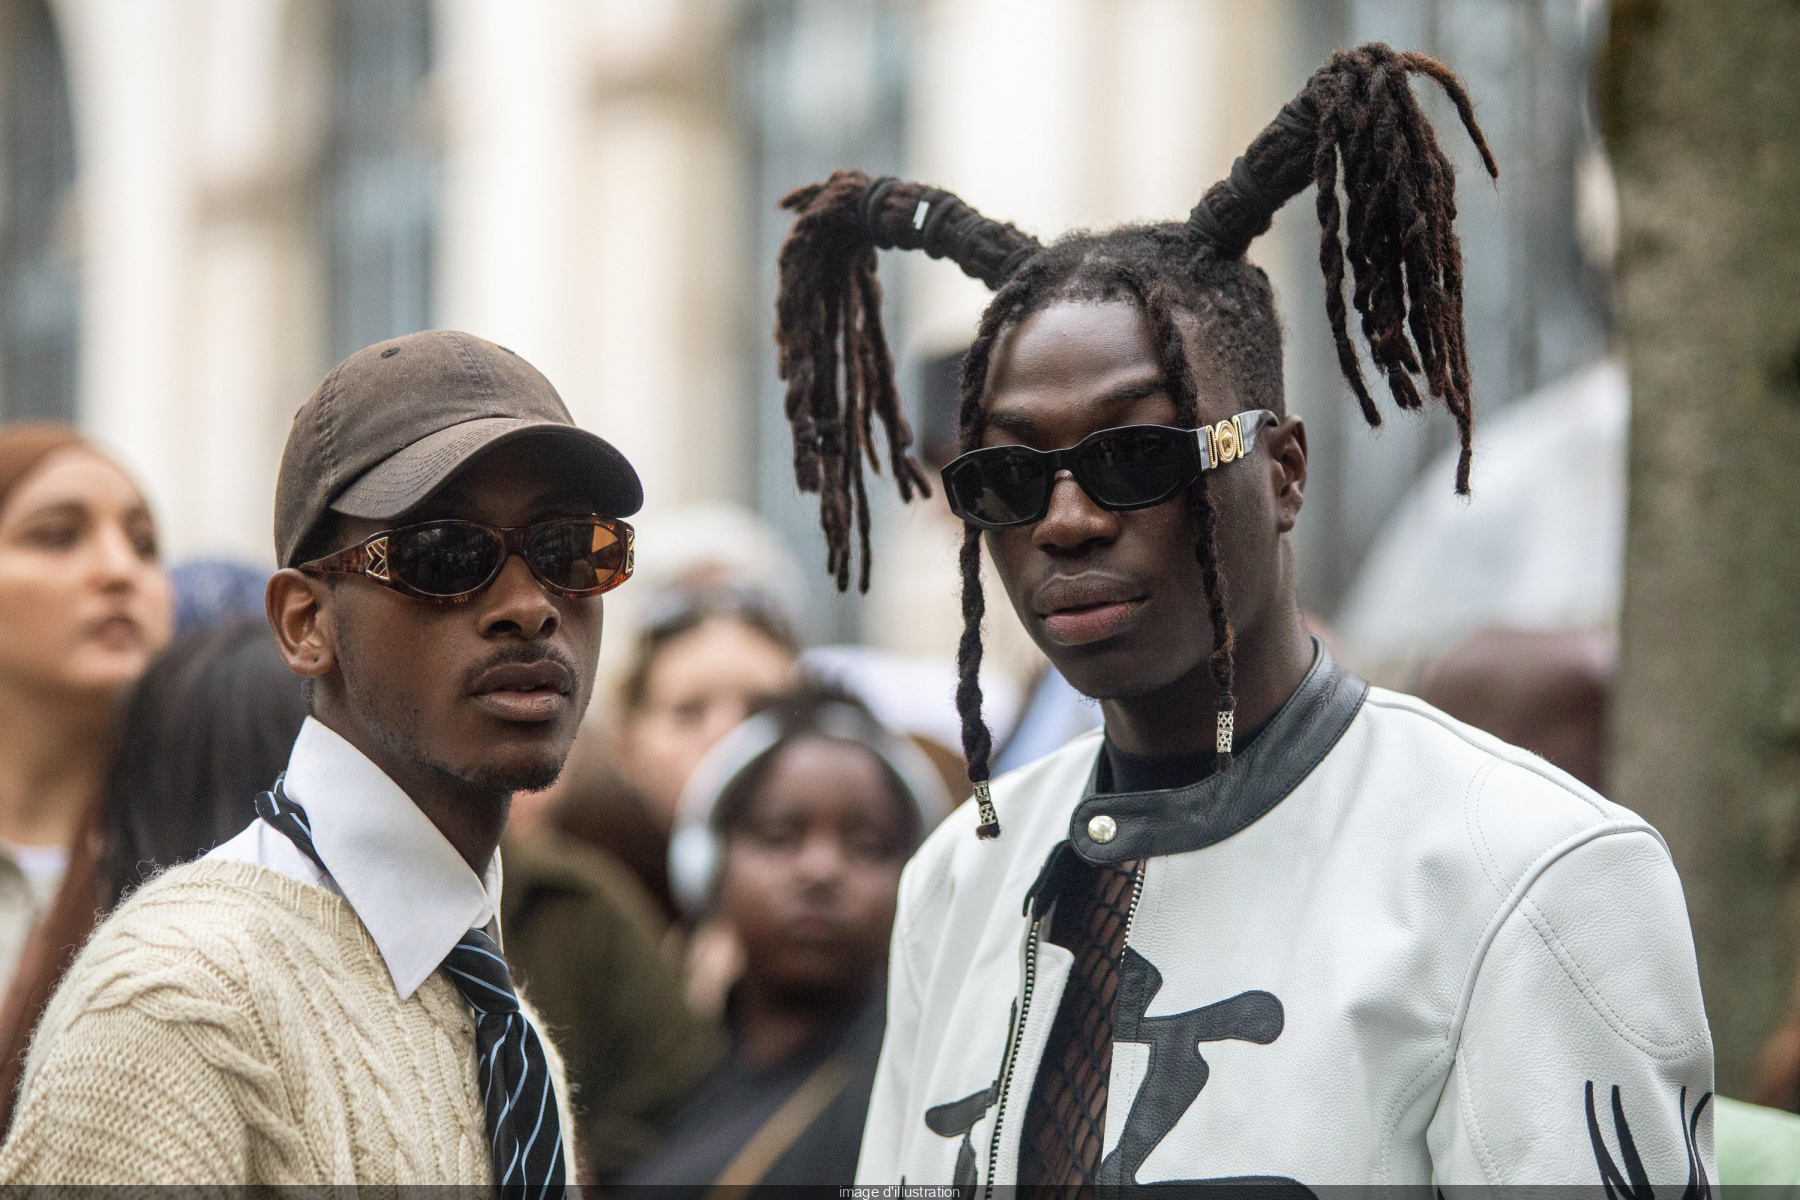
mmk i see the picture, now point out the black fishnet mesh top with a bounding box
[1017,740,1217,1190]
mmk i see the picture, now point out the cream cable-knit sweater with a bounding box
[0,859,573,1184]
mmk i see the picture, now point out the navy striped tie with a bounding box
[255,783,568,1197]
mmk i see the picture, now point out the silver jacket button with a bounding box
[1087,814,1118,844]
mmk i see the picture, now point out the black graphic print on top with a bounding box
[1585,1080,1713,1200]
[924,1081,998,1189]
[1096,946,1285,1187]
[922,996,1015,1189]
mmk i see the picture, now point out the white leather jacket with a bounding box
[858,642,1715,1191]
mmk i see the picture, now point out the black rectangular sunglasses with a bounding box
[941,409,1278,529]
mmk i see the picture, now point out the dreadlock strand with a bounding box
[840,310,871,592]
[1176,41,1492,450]
[955,525,999,838]
[943,291,1029,837]
[1139,276,1238,768]
[851,266,931,502]
[1189,474,1237,769]
[852,441,873,594]
[1397,51,1499,179]
[1313,133,1382,426]
[1377,61,1448,383]
[847,267,883,472]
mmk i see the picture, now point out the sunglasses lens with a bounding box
[388,523,503,597]
[526,519,628,593]
[945,448,1050,526]
[1077,427,1189,507]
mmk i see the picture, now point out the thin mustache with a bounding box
[460,645,579,694]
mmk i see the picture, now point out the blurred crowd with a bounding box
[0,388,1793,1189]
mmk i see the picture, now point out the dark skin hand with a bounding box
[719,736,911,1070]
[265,439,605,874]
[979,299,1315,758]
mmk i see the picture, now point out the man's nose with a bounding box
[1031,470,1120,554]
[476,554,560,639]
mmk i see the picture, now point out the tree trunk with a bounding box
[1605,0,1800,1098]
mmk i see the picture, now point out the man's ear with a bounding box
[1268,415,1308,533]
[266,569,339,681]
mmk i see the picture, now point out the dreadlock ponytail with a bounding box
[776,171,1041,839]
[1148,42,1494,765]
[1187,43,1496,493]
[774,171,1040,593]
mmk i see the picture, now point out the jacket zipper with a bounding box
[983,861,1146,1195]
[983,914,1042,1199]
[1122,860,1146,945]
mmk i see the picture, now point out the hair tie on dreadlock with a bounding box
[1187,152,1282,261]
[920,192,970,260]
[995,245,1036,281]
[1186,151,1288,261]
[1185,96,1318,262]
[1272,94,1318,137]
[862,180,1027,290]
[861,175,902,243]
[1227,156,1273,228]
[1185,198,1231,259]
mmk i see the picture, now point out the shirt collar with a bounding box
[281,716,501,999]
[1066,637,1369,865]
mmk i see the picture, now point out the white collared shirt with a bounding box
[206,716,503,1000]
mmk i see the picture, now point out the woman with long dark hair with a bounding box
[0,423,173,1123]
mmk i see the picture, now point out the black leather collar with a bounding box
[1068,638,1368,864]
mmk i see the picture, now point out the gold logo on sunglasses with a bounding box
[1214,418,1241,464]
[365,536,391,582]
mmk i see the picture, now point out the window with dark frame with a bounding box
[0,0,78,427]
[325,0,438,366]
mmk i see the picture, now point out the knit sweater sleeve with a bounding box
[0,896,282,1183]
[0,991,254,1183]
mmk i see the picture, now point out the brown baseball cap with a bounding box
[274,330,642,566]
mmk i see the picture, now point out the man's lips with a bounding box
[1042,599,1147,646]
[467,660,575,723]
[1034,574,1148,647]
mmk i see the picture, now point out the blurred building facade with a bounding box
[0,0,1611,664]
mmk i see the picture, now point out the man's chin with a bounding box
[452,718,582,794]
[1048,643,1204,704]
[455,753,566,796]
[346,684,575,798]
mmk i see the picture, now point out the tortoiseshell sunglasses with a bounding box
[299,516,634,603]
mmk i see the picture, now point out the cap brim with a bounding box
[330,417,644,521]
